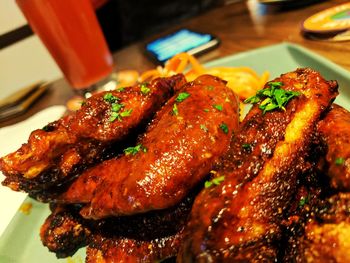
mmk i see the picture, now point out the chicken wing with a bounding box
[85,195,194,263]
[86,231,183,263]
[178,68,338,262]
[41,193,194,261]
[284,193,350,263]
[1,75,186,196]
[59,75,240,219]
[317,104,350,190]
[40,204,91,258]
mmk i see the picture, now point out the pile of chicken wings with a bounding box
[1,69,350,262]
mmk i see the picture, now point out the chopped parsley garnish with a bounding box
[111,102,124,112]
[81,101,86,106]
[172,104,179,116]
[335,157,345,166]
[213,104,223,111]
[42,125,50,132]
[140,83,151,95]
[244,82,300,114]
[124,144,147,156]
[204,108,210,112]
[219,123,229,134]
[120,109,133,117]
[109,112,121,122]
[245,95,260,104]
[242,143,251,150]
[200,124,208,132]
[103,93,119,103]
[176,92,190,102]
[104,97,133,122]
[299,195,309,207]
[205,175,225,188]
[103,92,132,122]
[206,85,214,91]
[109,109,133,122]
[116,87,125,92]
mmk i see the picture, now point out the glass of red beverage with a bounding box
[16,0,114,91]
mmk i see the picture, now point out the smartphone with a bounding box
[145,29,220,64]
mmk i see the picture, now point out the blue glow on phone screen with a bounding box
[146,29,212,62]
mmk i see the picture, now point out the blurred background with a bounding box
[0,1,61,101]
[0,0,227,101]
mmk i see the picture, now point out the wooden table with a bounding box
[1,0,349,128]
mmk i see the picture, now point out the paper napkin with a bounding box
[0,105,66,238]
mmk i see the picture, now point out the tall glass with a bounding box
[16,0,114,91]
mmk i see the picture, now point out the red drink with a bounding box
[16,0,114,89]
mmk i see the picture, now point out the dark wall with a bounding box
[96,0,221,51]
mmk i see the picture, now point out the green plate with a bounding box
[1,42,349,263]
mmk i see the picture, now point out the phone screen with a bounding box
[145,29,219,63]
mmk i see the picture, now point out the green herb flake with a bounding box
[335,157,345,166]
[260,102,279,114]
[124,144,147,156]
[116,87,125,92]
[109,112,121,122]
[242,143,251,150]
[274,88,285,108]
[200,124,208,132]
[205,175,225,188]
[103,93,119,103]
[206,85,214,91]
[203,108,210,112]
[244,95,260,104]
[111,102,124,113]
[172,104,179,116]
[213,104,223,111]
[244,82,300,114]
[120,109,133,117]
[176,92,190,102]
[81,101,86,106]
[269,81,283,89]
[219,123,229,134]
[42,125,50,132]
[299,195,309,207]
[140,83,151,95]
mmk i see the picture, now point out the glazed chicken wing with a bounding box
[41,194,195,262]
[317,104,350,190]
[285,193,350,263]
[86,231,183,263]
[40,204,91,258]
[1,75,186,196]
[59,75,240,219]
[178,68,338,262]
[85,195,194,263]
[2,68,345,261]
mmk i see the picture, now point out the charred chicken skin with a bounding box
[0,75,186,195]
[85,195,194,263]
[59,75,240,219]
[178,68,338,262]
[285,193,350,263]
[41,194,195,262]
[317,104,350,191]
[40,204,91,258]
[86,231,183,263]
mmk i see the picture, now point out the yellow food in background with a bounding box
[139,52,269,121]
[139,52,269,101]
[114,70,139,88]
